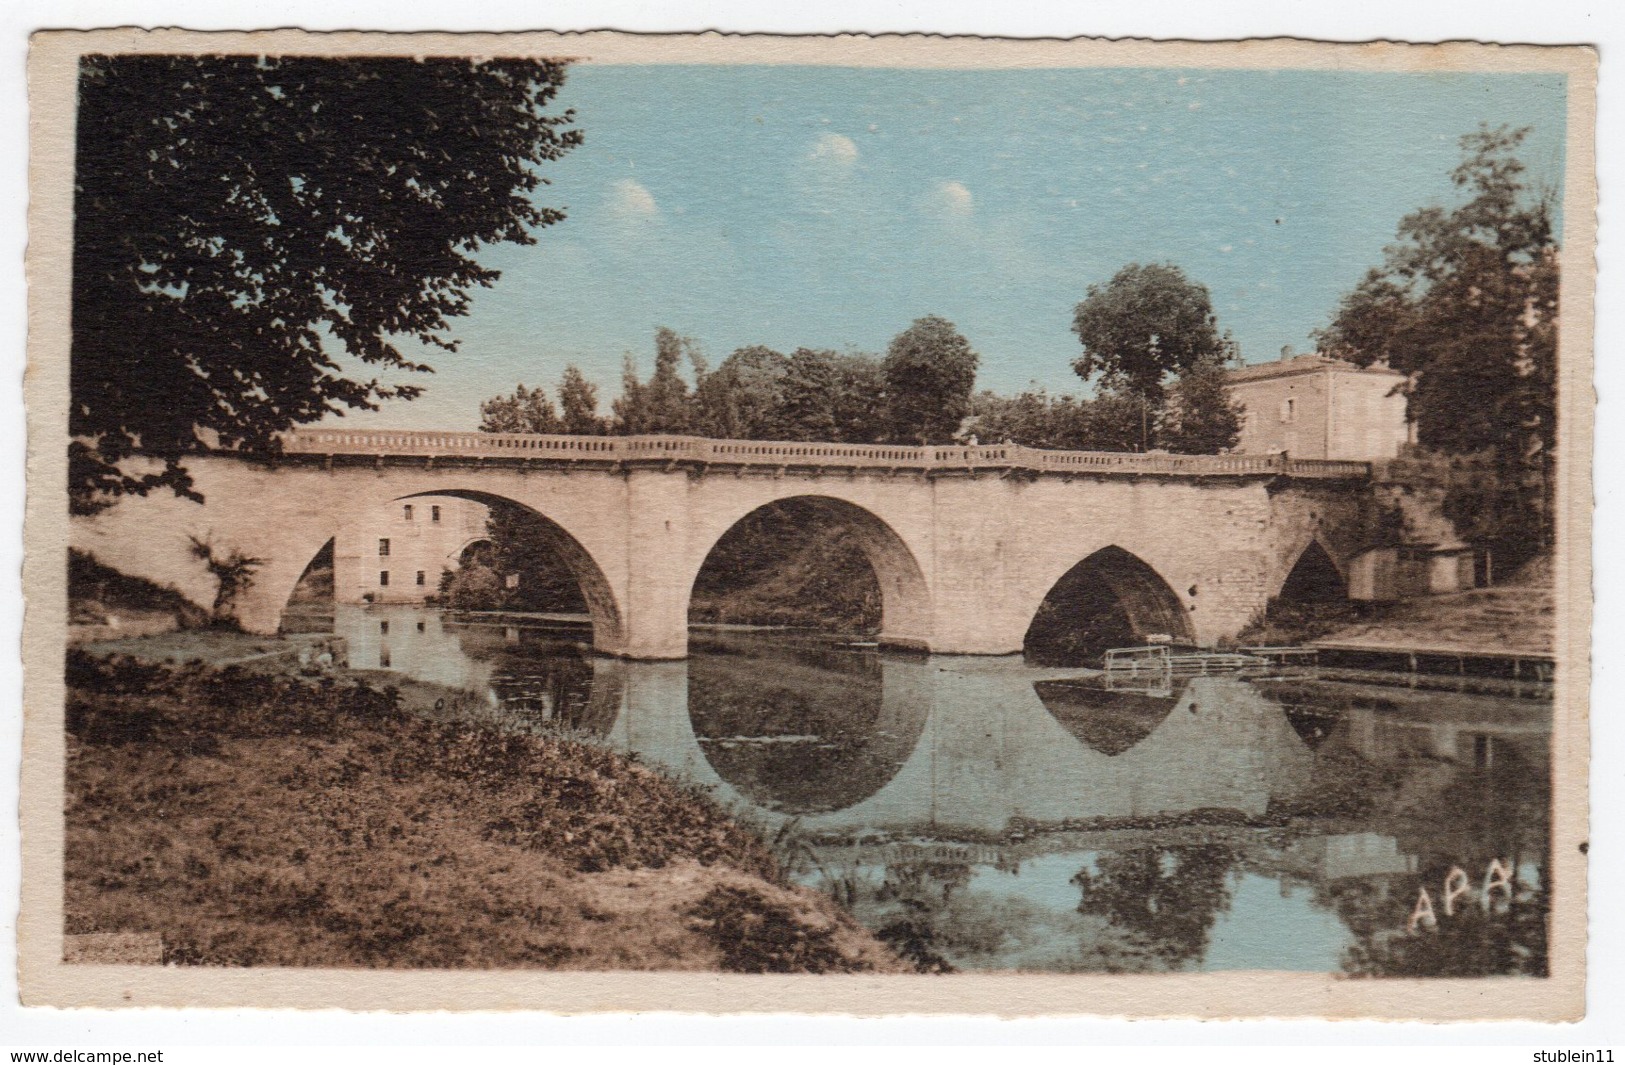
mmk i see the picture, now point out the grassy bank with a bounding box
[1238,555,1555,654]
[64,651,903,972]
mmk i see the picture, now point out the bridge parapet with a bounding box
[277,428,1371,480]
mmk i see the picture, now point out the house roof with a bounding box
[1226,353,1405,384]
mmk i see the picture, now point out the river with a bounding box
[330,603,1552,977]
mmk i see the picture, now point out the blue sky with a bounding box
[338,64,1567,431]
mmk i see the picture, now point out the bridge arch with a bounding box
[260,488,623,651]
[1274,536,1348,604]
[394,489,622,646]
[1023,546,1196,665]
[687,495,933,649]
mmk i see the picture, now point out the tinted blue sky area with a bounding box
[339,64,1567,431]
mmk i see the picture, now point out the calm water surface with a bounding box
[335,604,1551,977]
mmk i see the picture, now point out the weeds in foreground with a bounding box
[62,653,913,970]
[686,884,862,973]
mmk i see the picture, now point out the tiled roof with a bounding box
[1225,353,1403,383]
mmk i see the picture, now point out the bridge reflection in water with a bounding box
[334,605,1552,976]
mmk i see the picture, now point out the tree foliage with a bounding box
[965,387,1139,452]
[479,383,560,434]
[71,55,580,513]
[556,365,604,435]
[1315,125,1559,563]
[614,327,702,434]
[882,317,980,444]
[688,344,887,444]
[185,534,264,626]
[479,365,604,437]
[1071,263,1225,408]
[1162,354,1244,454]
[692,345,790,440]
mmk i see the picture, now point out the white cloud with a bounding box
[809,132,859,166]
[930,180,974,218]
[609,178,658,218]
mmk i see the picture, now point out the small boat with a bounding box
[1103,644,1269,677]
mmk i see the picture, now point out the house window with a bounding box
[379,648,391,668]
[379,570,390,587]
[431,505,441,523]
[416,570,426,586]
[416,621,426,633]
[1280,398,1296,424]
[403,504,414,521]
[380,620,389,635]
[378,538,390,557]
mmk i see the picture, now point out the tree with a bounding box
[71,55,581,513]
[1073,845,1239,970]
[882,317,979,444]
[1071,264,1225,448]
[613,327,700,433]
[1162,354,1244,454]
[186,534,264,627]
[693,345,790,439]
[827,352,890,444]
[478,384,560,434]
[1315,125,1559,565]
[557,365,605,435]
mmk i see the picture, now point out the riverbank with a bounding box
[1238,555,1554,657]
[64,649,903,972]
[1309,584,1554,657]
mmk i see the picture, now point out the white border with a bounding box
[2,0,1619,1048]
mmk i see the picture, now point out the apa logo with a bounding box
[1407,859,1518,933]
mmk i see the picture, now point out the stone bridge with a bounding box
[71,428,1383,659]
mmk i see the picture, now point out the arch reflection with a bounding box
[1032,677,1187,757]
[686,633,930,814]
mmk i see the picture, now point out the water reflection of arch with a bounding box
[611,652,1319,837]
[335,604,497,692]
[330,606,622,736]
[1010,672,1314,827]
[448,621,622,736]
[685,641,933,813]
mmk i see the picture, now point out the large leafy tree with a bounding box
[1072,264,1224,400]
[1316,125,1559,563]
[882,316,979,445]
[1071,263,1225,449]
[71,54,581,512]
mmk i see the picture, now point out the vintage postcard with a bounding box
[20,29,1596,1018]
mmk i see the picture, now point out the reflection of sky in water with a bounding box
[331,607,1553,976]
[964,856,1351,973]
[1204,875,1351,973]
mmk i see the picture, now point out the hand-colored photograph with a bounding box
[21,30,1594,1018]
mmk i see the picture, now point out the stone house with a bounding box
[1225,353,1411,461]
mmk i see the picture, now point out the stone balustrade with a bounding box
[277,428,1371,480]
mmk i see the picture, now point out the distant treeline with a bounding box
[481,312,1243,455]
